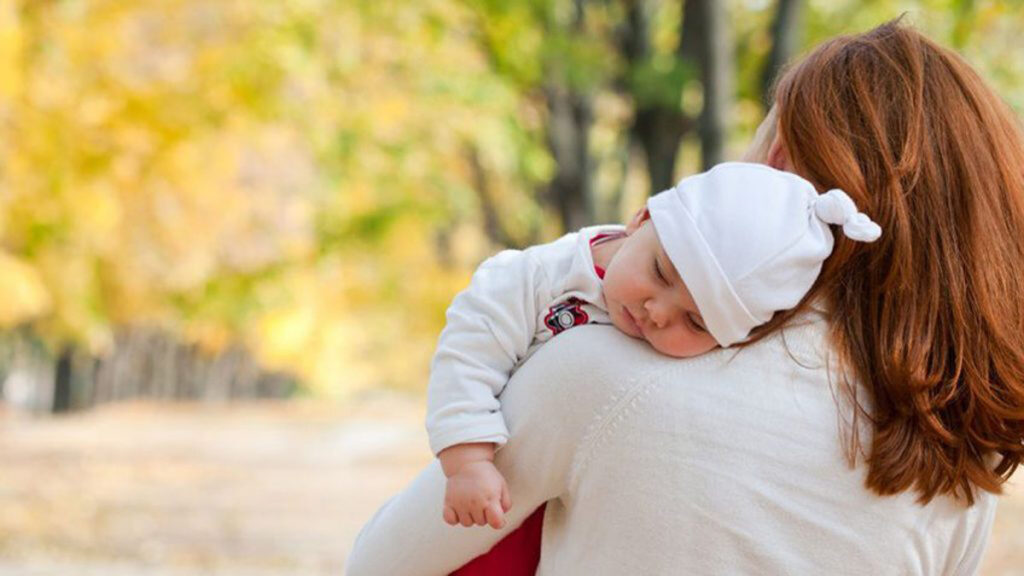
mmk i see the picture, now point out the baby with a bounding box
[427,161,882,530]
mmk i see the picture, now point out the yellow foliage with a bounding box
[0,0,21,102]
[184,321,235,357]
[1,0,1021,400]
[0,250,50,327]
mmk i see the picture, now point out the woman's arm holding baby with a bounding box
[345,337,577,576]
[346,325,645,576]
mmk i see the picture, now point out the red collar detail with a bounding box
[589,231,624,280]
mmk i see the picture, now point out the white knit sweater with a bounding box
[347,316,997,576]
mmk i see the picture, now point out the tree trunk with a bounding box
[619,0,689,195]
[465,144,520,249]
[10,328,298,414]
[52,344,73,413]
[634,106,686,193]
[622,0,732,190]
[543,2,594,232]
[692,0,733,169]
[545,83,592,232]
[762,0,804,107]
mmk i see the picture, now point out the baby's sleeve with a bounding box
[426,248,549,455]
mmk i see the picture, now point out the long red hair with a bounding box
[747,20,1024,504]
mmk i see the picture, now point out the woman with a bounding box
[347,20,1024,575]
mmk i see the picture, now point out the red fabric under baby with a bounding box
[449,503,546,576]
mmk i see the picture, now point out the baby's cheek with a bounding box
[602,281,623,304]
[649,332,699,359]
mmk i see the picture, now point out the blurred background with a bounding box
[0,0,1021,574]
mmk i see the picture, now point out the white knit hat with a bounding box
[647,162,881,347]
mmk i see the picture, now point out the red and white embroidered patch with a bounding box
[543,297,590,335]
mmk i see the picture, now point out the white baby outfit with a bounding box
[426,224,620,455]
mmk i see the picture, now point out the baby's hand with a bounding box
[443,460,512,529]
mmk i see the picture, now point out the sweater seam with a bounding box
[568,353,717,492]
[569,376,655,492]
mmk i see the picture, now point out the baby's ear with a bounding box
[626,207,650,234]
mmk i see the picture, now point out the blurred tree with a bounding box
[618,0,690,194]
[761,0,804,106]
[464,0,615,231]
[0,0,1022,405]
[688,0,734,169]
[542,1,597,232]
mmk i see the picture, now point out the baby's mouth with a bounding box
[621,306,643,337]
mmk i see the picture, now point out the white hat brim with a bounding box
[648,190,759,347]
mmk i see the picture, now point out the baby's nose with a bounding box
[644,300,668,327]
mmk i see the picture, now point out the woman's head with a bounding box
[755,20,1024,504]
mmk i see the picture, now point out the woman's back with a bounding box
[517,321,996,575]
[347,317,997,575]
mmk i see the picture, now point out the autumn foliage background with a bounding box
[0,1,1023,574]
[0,0,1022,402]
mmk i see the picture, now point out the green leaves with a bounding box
[628,57,696,109]
[1,0,1022,396]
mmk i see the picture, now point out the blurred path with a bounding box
[0,393,432,576]
[0,395,1020,575]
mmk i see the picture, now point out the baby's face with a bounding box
[602,220,718,358]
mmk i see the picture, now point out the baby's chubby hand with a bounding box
[444,460,512,529]
[437,443,512,529]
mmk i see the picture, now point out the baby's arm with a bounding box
[427,248,550,528]
[427,249,547,453]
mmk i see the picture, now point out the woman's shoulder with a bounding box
[523,317,997,575]
[532,309,833,391]
[501,313,835,474]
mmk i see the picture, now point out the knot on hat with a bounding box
[813,188,882,243]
